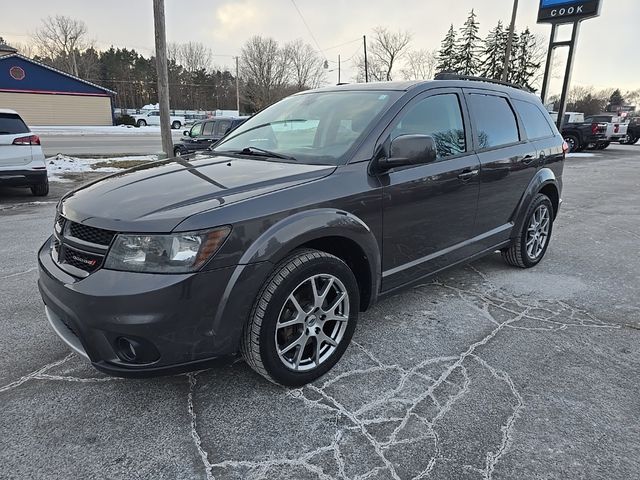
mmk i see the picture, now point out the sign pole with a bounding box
[555,21,581,131]
[539,22,557,105]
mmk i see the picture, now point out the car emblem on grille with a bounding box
[71,255,97,267]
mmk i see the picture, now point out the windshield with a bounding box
[213,90,401,165]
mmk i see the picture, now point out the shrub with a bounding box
[115,114,136,126]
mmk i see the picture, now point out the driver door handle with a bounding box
[458,169,479,181]
[522,154,536,165]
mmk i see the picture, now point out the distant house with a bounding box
[0,44,115,126]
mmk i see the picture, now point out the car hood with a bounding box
[60,155,335,232]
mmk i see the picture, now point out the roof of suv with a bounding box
[0,108,20,115]
[308,78,539,102]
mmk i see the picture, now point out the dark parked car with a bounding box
[38,76,566,386]
[560,117,607,152]
[173,116,248,156]
[623,116,640,145]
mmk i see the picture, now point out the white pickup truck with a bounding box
[132,110,186,129]
[584,114,628,148]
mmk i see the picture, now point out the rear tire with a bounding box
[502,193,554,268]
[241,248,359,387]
[137,120,147,127]
[171,121,181,129]
[31,178,49,197]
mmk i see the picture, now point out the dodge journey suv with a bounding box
[38,75,566,386]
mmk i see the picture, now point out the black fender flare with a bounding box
[240,208,381,304]
[511,168,560,238]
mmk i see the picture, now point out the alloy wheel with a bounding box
[526,205,550,260]
[275,274,350,372]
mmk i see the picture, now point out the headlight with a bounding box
[104,226,231,273]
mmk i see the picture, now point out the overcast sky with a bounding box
[1,0,638,92]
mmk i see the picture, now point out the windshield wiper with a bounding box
[227,147,297,161]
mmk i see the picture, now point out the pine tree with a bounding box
[510,28,540,90]
[479,21,506,79]
[609,89,624,106]
[436,24,458,73]
[456,9,481,76]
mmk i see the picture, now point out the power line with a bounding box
[289,0,325,58]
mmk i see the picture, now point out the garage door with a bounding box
[0,92,112,126]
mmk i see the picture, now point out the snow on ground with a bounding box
[567,152,596,158]
[46,154,157,182]
[32,125,183,136]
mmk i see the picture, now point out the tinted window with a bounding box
[468,94,520,149]
[392,94,466,159]
[0,113,29,135]
[513,99,554,140]
[202,122,214,136]
[216,120,232,136]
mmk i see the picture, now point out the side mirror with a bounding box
[183,130,190,137]
[378,134,437,171]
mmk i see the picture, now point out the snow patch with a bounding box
[46,154,157,182]
[32,125,183,136]
[567,152,596,158]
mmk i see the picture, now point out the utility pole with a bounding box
[363,35,369,83]
[337,54,341,84]
[234,56,240,114]
[153,0,173,157]
[502,0,519,82]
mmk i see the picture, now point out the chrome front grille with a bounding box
[53,214,116,276]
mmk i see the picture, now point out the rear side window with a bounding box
[391,93,466,159]
[216,120,232,136]
[202,122,214,136]
[468,94,520,149]
[0,113,29,135]
[513,99,554,140]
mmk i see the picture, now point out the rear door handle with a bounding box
[458,169,479,181]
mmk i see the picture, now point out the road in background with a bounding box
[40,131,184,156]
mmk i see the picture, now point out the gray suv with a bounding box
[38,76,566,386]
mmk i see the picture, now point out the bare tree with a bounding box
[240,36,291,110]
[285,39,325,90]
[356,27,412,81]
[32,16,89,76]
[169,41,212,73]
[401,49,437,80]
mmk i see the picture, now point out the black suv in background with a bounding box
[173,116,248,156]
[38,76,566,386]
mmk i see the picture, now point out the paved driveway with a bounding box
[1,145,638,479]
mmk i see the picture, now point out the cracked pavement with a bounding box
[1,145,639,479]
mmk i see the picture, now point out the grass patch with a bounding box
[91,159,152,170]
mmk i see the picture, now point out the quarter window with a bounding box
[468,94,520,149]
[513,99,554,140]
[391,94,466,159]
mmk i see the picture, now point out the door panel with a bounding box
[464,90,539,237]
[379,90,480,290]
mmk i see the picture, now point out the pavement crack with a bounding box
[0,353,74,394]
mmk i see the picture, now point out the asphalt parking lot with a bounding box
[1,145,639,480]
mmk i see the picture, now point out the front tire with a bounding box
[137,119,147,127]
[564,134,579,153]
[241,249,359,386]
[171,121,181,129]
[502,193,554,268]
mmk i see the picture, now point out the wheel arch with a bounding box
[239,209,381,311]
[511,168,560,238]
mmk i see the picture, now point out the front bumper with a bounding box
[0,169,47,186]
[37,236,272,376]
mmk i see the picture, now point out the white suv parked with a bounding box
[0,109,48,196]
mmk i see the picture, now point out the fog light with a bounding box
[115,336,160,364]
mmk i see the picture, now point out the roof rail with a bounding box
[433,73,531,92]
